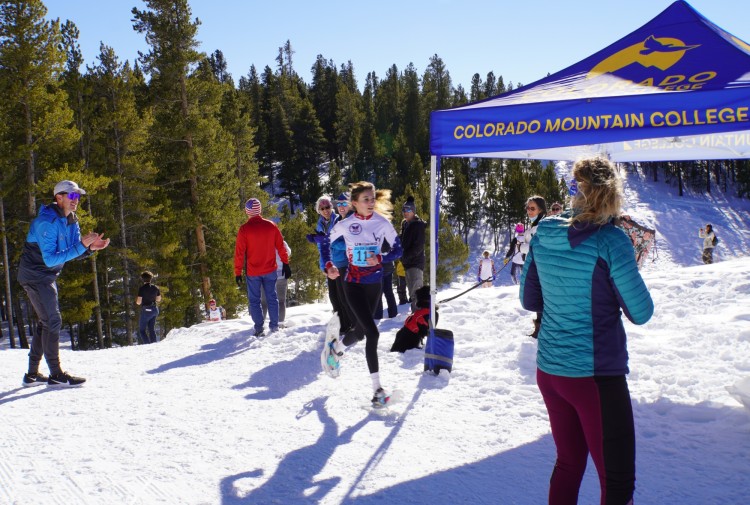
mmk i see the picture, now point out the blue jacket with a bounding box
[315,214,339,272]
[520,215,654,377]
[17,204,90,284]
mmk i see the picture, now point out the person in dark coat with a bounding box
[400,196,426,312]
[136,270,162,344]
[375,240,399,319]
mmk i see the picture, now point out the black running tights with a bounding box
[343,281,382,374]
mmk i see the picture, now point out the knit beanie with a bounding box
[245,198,262,217]
[402,196,416,213]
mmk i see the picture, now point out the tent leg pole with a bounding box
[430,155,438,328]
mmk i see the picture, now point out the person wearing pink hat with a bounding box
[234,198,290,336]
[504,223,527,285]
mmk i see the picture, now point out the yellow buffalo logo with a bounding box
[587,35,700,78]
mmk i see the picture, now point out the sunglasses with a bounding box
[336,202,348,207]
[526,206,538,211]
[551,207,562,211]
[62,192,82,201]
[319,205,332,211]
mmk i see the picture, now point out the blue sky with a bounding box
[45,0,749,91]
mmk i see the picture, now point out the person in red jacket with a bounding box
[234,198,290,336]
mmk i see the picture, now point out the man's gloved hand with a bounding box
[503,258,509,265]
[235,275,243,288]
[282,263,292,279]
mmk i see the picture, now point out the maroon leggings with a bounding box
[537,369,635,505]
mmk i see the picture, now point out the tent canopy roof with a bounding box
[429,0,750,162]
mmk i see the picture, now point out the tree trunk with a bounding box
[103,254,113,347]
[25,103,36,218]
[85,199,105,348]
[114,126,134,345]
[180,74,211,304]
[706,161,711,194]
[0,196,16,347]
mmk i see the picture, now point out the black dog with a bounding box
[390,285,437,353]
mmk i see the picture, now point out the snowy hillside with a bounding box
[1,168,750,505]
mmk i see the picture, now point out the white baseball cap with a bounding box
[53,180,86,196]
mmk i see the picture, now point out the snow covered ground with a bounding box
[1,168,750,504]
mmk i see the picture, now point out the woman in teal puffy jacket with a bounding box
[520,157,654,505]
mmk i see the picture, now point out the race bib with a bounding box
[351,245,379,267]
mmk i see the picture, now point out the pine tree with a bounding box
[279,211,325,305]
[470,73,483,101]
[374,64,400,158]
[59,22,113,348]
[444,159,478,243]
[0,0,78,218]
[310,54,340,164]
[133,0,244,325]
[355,71,382,182]
[335,61,363,171]
[85,44,161,345]
[502,159,530,231]
[436,212,469,286]
[400,63,422,162]
[0,0,78,348]
[485,168,505,252]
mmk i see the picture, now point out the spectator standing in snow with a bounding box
[19,180,110,387]
[699,224,716,264]
[375,239,399,319]
[520,156,654,505]
[136,270,162,344]
[262,240,292,325]
[234,198,291,337]
[321,182,403,407]
[477,250,497,287]
[400,196,426,312]
[504,224,526,285]
[206,299,226,321]
[308,194,353,334]
[522,196,547,337]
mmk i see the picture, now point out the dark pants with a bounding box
[139,306,159,344]
[343,282,382,374]
[375,272,398,318]
[22,280,63,375]
[702,248,714,264]
[537,369,635,505]
[396,274,408,304]
[332,266,355,333]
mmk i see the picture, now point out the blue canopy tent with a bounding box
[426,0,750,322]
